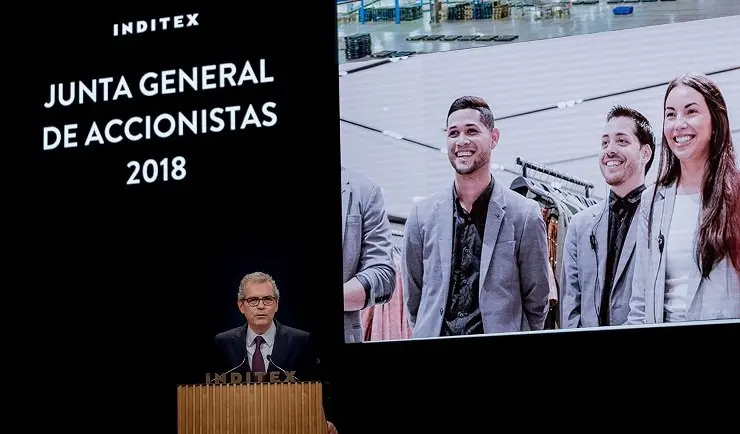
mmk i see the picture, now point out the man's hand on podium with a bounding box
[327,421,338,434]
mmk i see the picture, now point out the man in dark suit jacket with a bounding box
[212,271,337,434]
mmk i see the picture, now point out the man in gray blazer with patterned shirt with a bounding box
[403,96,550,338]
[561,106,655,328]
[342,166,396,343]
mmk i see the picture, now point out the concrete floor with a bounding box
[337,0,740,64]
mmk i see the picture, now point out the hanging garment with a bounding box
[547,215,559,279]
[554,200,571,291]
[543,212,561,329]
[544,262,560,329]
[361,247,413,341]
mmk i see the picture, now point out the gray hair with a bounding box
[237,272,280,300]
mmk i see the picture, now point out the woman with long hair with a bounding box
[627,73,740,324]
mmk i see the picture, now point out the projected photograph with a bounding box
[335,0,740,64]
[338,15,740,343]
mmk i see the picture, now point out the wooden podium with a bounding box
[177,382,326,434]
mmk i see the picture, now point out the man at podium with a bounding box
[212,271,338,433]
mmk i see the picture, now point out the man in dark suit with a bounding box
[212,271,337,434]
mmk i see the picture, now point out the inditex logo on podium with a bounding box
[206,371,298,384]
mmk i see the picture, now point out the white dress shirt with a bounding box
[246,321,276,370]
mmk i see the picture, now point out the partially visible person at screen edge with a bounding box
[403,96,551,338]
[342,166,396,343]
[628,73,740,324]
[212,272,338,434]
[561,106,655,328]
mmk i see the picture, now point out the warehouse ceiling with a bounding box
[338,16,740,219]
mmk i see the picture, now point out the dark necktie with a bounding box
[251,335,265,373]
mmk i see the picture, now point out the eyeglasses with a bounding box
[242,296,276,307]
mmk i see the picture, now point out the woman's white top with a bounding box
[664,193,702,322]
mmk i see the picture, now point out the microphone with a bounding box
[658,233,665,253]
[590,233,597,251]
[210,335,249,383]
[266,355,300,382]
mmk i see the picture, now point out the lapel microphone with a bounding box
[590,200,607,253]
[658,233,665,253]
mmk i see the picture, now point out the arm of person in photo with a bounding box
[344,182,396,312]
[627,205,650,325]
[402,204,423,329]
[518,202,551,330]
[560,214,582,328]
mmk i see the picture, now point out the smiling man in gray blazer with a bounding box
[342,166,396,343]
[561,106,655,328]
[402,96,551,338]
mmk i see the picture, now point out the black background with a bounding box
[29,2,344,432]
[27,3,736,433]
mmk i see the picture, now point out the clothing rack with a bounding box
[515,157,594,198]
[509,158,600,330]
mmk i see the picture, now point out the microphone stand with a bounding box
[210,334,249,383]
[266,355,300,382]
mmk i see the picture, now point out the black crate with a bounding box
[474,2,493,20]
[344,33,372,60]
[366,5,423,22]
[371,50,396,58]
[447,3,470,21]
